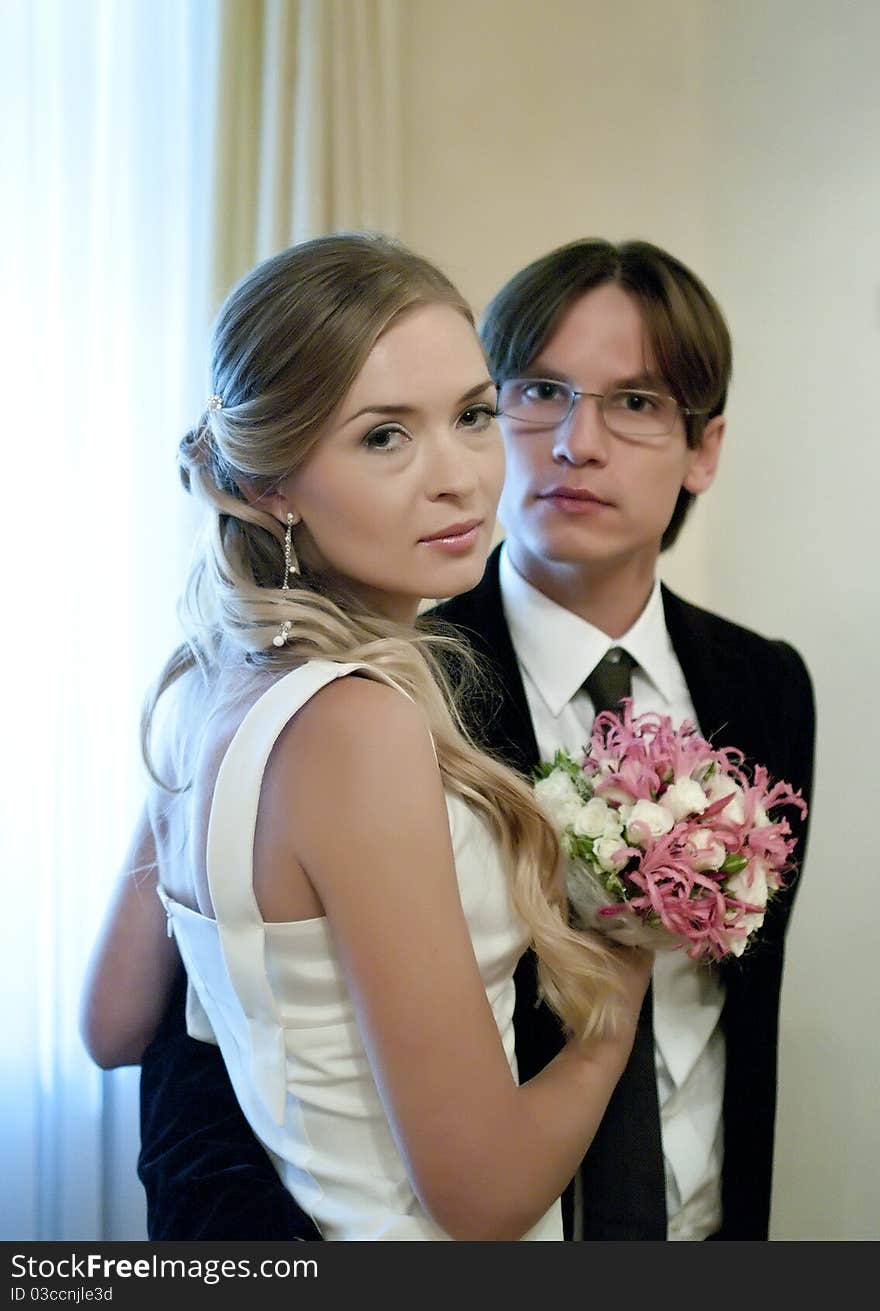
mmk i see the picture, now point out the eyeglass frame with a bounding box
[495,376,710,440]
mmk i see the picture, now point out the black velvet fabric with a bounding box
[138,968,320,1240]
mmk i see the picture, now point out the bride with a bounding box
[80,232,650,1241]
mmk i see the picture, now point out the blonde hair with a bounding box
[144,232,627,1039]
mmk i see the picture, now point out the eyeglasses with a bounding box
[496,378,705,442]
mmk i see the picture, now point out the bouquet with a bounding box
[534,700,807,962]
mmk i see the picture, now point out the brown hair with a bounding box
[480,238,732,549]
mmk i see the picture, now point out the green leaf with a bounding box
[533,748,580,784]
[568,834,597,862]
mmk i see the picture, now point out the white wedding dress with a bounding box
[158,659,563,1241]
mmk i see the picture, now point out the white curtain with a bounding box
[2,0,221,1240]
[210,0,402,307]
[3,0,403,1243]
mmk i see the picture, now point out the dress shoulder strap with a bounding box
[206,659,413,932]
[201,660,430,1122]
[201,659,423,1126]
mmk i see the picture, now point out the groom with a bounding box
[138,238,815,1241]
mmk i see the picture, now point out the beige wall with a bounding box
[400,0,880,1240]
[700,0,880,1242]
[400,0,709,309]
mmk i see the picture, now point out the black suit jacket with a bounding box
[434,545,815,1240]
[138,544,814,1241]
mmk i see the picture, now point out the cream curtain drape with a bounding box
[211,0,402,309]
[4,0,221,1241]
[6,0,406,1241]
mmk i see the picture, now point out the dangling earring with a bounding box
[282,511,300,582]
[272,512,300,648]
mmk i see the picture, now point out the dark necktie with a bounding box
[583,646,637,718]
[576,646,667,1239]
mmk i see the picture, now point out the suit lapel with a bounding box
[662,584,760,758]
[441,572,773,826]
[662,586,776,997]
[440,568,764,777]
[434,545,540,776]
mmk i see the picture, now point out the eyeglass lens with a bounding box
[498,379,680,438]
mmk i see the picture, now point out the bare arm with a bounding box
[271,676,650,1241]
[80,804,180,1068]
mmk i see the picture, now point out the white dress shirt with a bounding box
[499,544,725,1241]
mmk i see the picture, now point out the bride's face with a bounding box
[276,303,504,622]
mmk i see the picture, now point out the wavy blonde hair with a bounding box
[144,233,627,1039]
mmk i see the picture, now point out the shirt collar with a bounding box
[498,542,682,716]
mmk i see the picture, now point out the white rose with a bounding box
[572,797,614,838]
[727,859,770,910]
[595,835,629,873]
[663,777,709,821]
[603,809,626,838]
[706,772,746,824]
[725,858,770,946]
[534,771,583,829]
[687,827,726,871]
[626,799,675,843]
[726,910,765,950]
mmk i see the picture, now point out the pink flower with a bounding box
[538,698,808,963]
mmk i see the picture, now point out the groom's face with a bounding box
[496,283,721,578]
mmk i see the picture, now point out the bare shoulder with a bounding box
[280,671,431,768]
[255,670,449,918]
[264,671,440,836]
